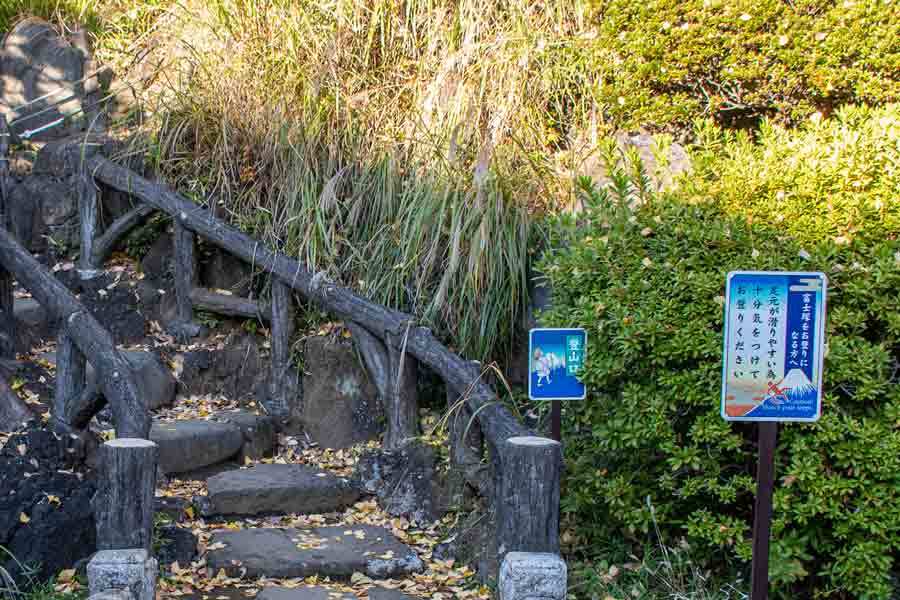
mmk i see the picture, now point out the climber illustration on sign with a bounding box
[529,328,587,401]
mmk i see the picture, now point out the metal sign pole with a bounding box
[750,422,778,600]
[549,400,561,442]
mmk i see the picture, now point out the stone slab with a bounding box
[214,411,275,461]
[87,549,157,600]
[206,526,423,580]
[150,420,243,474]
[368,587,420,599]
[499,552,566,600]
[206,464,360,516]
[257,587,355,600]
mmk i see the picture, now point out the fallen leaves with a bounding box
[154,438,491,600]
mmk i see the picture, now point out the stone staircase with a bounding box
[4,257,466,600]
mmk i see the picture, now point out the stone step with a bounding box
[205,464,360,516]
[257,587,355,600]
[185,586,419,600]
[256,587,418,600]
[206,526,424,580]
[150,412,274,474]
[150,420,243,474]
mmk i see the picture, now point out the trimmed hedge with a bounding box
[539,104,900,598]
[585,0,900,129]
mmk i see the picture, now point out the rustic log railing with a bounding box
[0,122,149,439]
[29,139,560,561]
[0,227,150,438]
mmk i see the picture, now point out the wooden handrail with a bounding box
[87,154,530,449]
[0,227,149,438]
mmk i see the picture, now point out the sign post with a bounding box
[721,272,827,600]
[529,328,587,442]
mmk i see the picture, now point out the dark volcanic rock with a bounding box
[206,525,423,579]
[0,19,95,143]
[0,424,97,583]
[156,525,198,567]
[13,297,56,352]
[175,334,267,401]
[141,232,173,283]
[355,442,443,525]
[214,411,275,462]
[205,464,360,516]
[201,249,253,297]
[77,275,146,344]
[301,336,382,448]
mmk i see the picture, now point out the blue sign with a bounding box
[721,271,827,422]
[529,328,587,401]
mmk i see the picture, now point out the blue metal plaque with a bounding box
[529,328,587,401]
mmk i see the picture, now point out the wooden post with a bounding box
[172,221,200,339]
[348,322,420,450]
[0,228,150,438]
[496,436,562,558]
[447,385,484,470]
[0,115,14,360]
[54,330,86,425]
[77,166,101,278]
[267,279,294,417]
[750,422,778,600]
[384,330,419,450]
[446,384,486,504]
[94,438,158,551]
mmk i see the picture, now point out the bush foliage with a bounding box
[539,104,900,598]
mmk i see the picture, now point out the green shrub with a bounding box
[539,104,900,599]
[586,0,900,129]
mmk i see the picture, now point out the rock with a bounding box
[257,587,355,600]
[5,180,43,251]
[74,350,174,412]
[77,275,146,344]
[575,132,692,208]
[150,420,243,474]
[155,525,198,567]
[140,232,173,282]
[124,352,176,409]
[0,379,31,432]
[87,549,158,600]
[0,18,95,142]
[498,552,567,600]
[205,464,360,516]
[355,442,443,524]
[368,587,420,600]
[301,336,381,448]
[175,334,267,401]
[201,249,253,297]
[214,411,275,461]
[14,297,56,352]
[207,526,423,579]
[0,423,97,582]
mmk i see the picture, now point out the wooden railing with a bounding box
[0,120,149,439]
[4,129,562,563]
